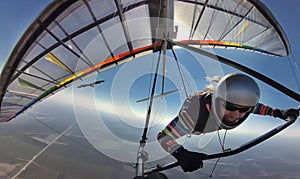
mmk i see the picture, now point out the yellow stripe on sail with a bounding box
[46,53,73,74]
[233,21,249,40]
[56,72,84,87]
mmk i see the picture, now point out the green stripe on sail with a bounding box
[39,86,59,99]
[18,78,45,91]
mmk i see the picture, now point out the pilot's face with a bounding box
[219,100,252,124]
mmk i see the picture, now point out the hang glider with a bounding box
[0,0,299,178]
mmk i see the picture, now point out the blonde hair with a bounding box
[205,76,222,91]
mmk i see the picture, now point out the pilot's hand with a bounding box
[274,108,299,120]
[172,146,207,172]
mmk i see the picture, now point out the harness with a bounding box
[193,94,212,133]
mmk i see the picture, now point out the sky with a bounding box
[0,1,300,178]
[0,0,52,69]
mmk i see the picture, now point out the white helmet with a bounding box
[214,73,260,106]
[212,73,260,129]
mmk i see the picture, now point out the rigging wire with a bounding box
[217,130,228,151]
[203,0,219,40]
[189,0,197,40]
[217,0,244,41]
[170,47,189,98]
[145,0,169,136]
[145,41,165,137]
[146,49,158,115]
[190,0,209,39]
[141,41,164,143]
[209,130,228,178]
[287,54,300,92]
[135,41,164,177]
[170,47,200,96]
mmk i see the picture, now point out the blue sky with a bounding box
[0,0,52,69]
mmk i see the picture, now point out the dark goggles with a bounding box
[221,100,253,113]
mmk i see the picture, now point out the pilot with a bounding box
[157,73,299,172]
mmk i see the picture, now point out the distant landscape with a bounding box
[0,101,300,179]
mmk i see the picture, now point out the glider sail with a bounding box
[0,0,292,122]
